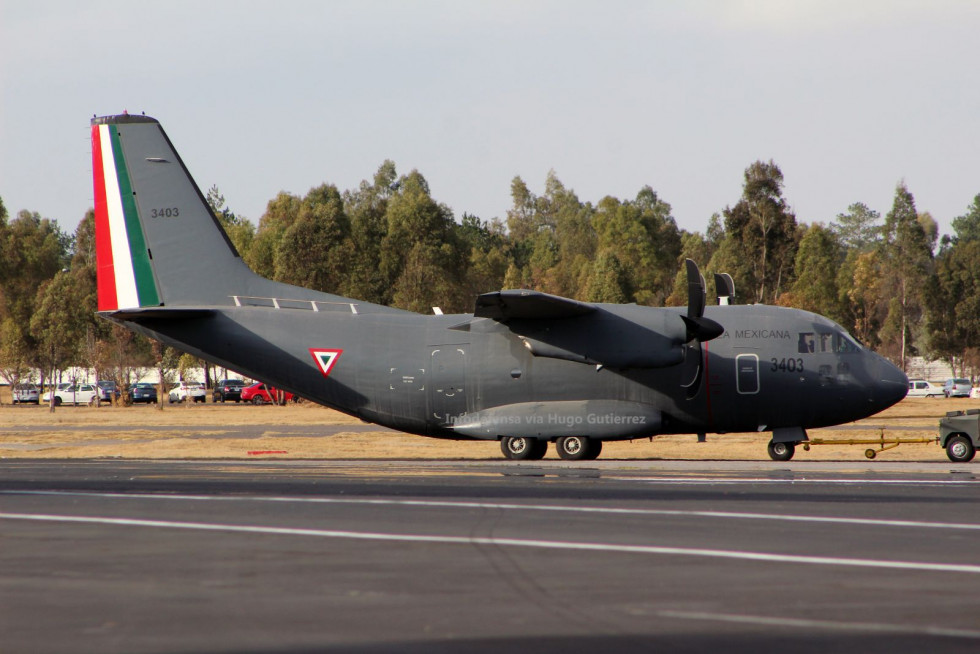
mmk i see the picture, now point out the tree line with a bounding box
[3,158,980,404]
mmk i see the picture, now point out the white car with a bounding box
[41,383,100,406]
[907,379,943,398]
[12,383,40,404]
[40,383,73,404]
[168,381,207,403]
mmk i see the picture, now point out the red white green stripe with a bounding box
[91,124,160,310]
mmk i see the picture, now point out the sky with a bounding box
[2,1,979,240]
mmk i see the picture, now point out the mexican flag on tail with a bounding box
[91,122,160,311]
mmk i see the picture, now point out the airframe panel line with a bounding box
[657,611,980,640]
[4,512,980,574]
[6,490,980,532]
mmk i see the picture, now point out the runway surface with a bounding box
[3,459,980,653]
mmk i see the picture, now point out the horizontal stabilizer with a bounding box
[474,290,595,320]
[100,308,216,322]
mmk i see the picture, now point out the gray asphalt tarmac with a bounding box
[2,459,980,653]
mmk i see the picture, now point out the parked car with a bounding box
[42,383,99,406]
[240,382,295,405]
[907,379,943,398]
[12,383,40,404]
[128,382,158,404]
[42,383,73,401]
[943,378,973,398]
[97,380,121,402]
[169,381,207,403]
[213,378,247,403]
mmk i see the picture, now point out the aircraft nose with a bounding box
[872,354,908,408]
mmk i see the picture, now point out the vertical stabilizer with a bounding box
[91,113,402,315]
[91,113,258,311]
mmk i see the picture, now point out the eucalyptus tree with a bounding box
[877,182,934,369]
[717,160,799,304]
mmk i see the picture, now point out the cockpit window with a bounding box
[799,331,860,354]
[836,333,859,353]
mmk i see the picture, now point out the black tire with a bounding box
[501,436,540,460]
[252,396,266,405]
[767,440,795,461]
[555,436,601,461]
[527,438,548,460]
[946,435,976,463]
[53,396,62,407]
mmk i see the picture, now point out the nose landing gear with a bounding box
[767,439,796,461]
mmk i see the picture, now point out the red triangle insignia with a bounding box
[309,348,343,377]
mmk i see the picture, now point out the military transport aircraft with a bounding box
[90,113,908,461]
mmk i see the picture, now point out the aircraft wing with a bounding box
[467,290,686,369]
[474,290,596,320]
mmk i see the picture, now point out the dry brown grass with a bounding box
[0,390,967,461]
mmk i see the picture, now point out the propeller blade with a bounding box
[685,358,703,400]
[681,260,723,400]
[714,273,734,305]
[680,342,702,390]
[685,259,706,320]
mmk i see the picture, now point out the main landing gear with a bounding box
[500,436,548,460]
[499,436,603,461]
[554,435,602,461]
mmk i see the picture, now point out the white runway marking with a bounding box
[658,610,980,640]
[605,476,980,485]
[5,490,980,532]
[4,511,980,575]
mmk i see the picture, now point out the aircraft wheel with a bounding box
[527,438,548,460]
[946,435,976,463]
[767,440,795,461]
[501,436,545,460]
[556,436,601,461]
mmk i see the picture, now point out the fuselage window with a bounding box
[798,333,815,353]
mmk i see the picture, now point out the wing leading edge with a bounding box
[474,290,596,320]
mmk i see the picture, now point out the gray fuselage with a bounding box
[126,301,907,442]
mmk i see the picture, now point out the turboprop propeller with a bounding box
[680,259,724,399]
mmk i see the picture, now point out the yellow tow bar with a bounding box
[801,428,940,459]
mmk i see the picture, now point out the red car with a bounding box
[240,382,295,405]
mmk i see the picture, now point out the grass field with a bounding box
[0,387,968,461]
